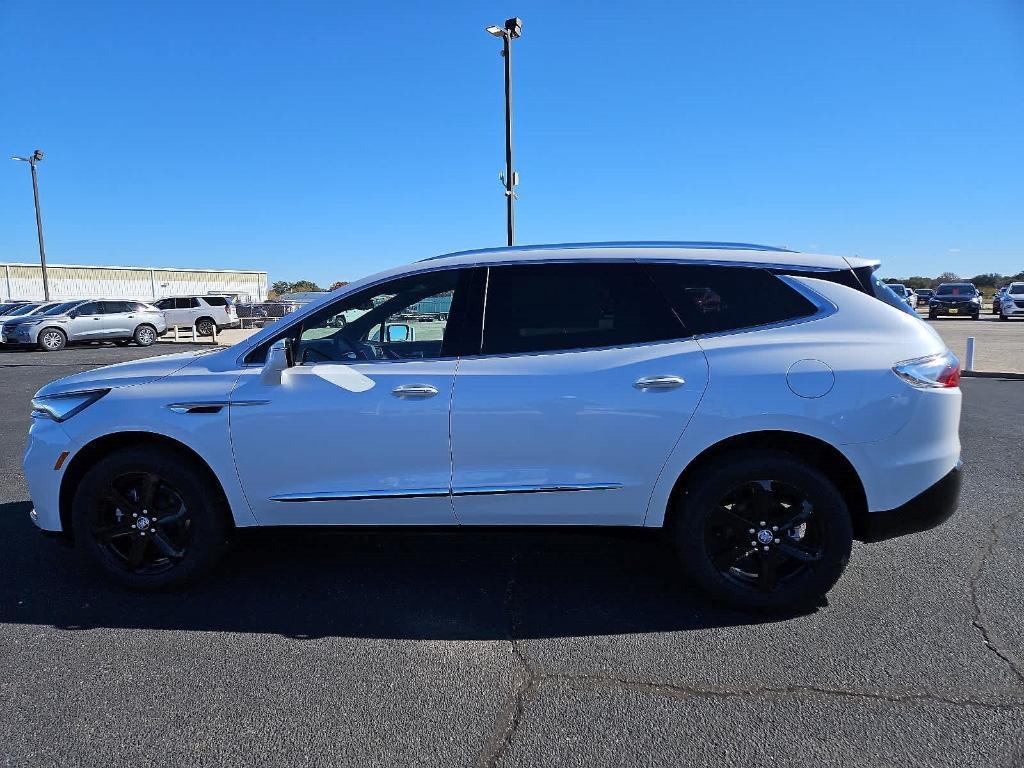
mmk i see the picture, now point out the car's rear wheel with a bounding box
[38,327,66,351]
[71,447,230,589]
[928,311,937,320]
[195,317,216,336]
[672,451,853,613]
[133,324,157,346]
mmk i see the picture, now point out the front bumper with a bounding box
[858,464,962,543]
[1000,302,1024,317]
[929,303,979,316]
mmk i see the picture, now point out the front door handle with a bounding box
[392,384,439,399]
[634,375,685,390]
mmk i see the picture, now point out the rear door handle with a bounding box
[634,375,685,390]
[392,384,439,399]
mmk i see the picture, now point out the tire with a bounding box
[133,324,157,346]
[37,327,66,351]
[1000,312,1009,322]
[972,313,980,320]
[671,451,853,613]
[71,446,230,589]
[928,312,937,320]
[195,317,216,336]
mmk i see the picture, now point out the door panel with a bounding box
[230,360,458,525]
[450,342,709,525]
[68,303,104,340]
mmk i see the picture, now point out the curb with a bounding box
[962,370,1024,381]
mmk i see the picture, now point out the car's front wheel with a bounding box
[672,451,853,612]
[71,447,230,589]
[37,327,66,351]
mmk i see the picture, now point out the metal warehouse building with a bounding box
[1,262,268,303]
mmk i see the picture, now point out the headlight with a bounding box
[31,389,109,422]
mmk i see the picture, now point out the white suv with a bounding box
[153,295,238,336]
[24,242,962,611]
[998,282,1024,320]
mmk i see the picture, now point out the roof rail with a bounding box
[423,240,794,261]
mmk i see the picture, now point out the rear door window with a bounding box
[644,264,817,335]
[203,296,229,306]
[481,262,685,355]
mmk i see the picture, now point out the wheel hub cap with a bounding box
[135,516,151,531]
[756,529,774,545]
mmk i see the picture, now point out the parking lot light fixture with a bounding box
[11,150,51,301]
[484,17,523,246]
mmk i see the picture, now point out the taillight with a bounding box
[893,351,960,389]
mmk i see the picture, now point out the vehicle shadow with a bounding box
[0,500,790,640]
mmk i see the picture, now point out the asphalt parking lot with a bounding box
[1,346,1022,767]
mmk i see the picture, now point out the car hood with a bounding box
[34,350,209,398]
[4,313,68,326]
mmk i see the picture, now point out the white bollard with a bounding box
[211,324,218,344]
[173,325,180,342]
[965,336,976,371]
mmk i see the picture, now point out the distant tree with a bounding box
[969,273,1002,288]
[905,276,932,289]
[271,280,292,295]
[934,271,961,285]
[329,281,350,291]
[288,280,322,293]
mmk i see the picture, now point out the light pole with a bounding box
[486,17,522,246]
[11,150,50,301]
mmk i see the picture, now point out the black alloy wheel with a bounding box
[88,471,193,576]
[196,318,216,336]
[72,447,229,588]
[673,452,853,612]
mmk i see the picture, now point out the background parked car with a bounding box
[991,286,1007,315]
[0,302,32,316]
[1,299,166,351]
[998,282,1024,321]
[914,288,934,307]
[886,283,915,307]
[0,302,61,344]
[928,283,981,320]
[153,295,239,336]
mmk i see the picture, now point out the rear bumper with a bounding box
[858,464,961,543]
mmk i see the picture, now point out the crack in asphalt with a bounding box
[550,673,1024,711]
[477,534,1024,767]
[478,555,541,768]
[969,509,1024,686]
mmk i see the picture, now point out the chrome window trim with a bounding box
[235,258,838,367]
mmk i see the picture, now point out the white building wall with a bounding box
[1,263,268,303]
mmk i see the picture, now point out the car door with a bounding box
[66,302,106,340]
[101,301,133,337]
[449,261,710,526]
[229,267,475,526]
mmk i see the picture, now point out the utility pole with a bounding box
[11,150,51,300]
[486,17,523,246]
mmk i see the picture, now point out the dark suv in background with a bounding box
[928,283,981,320]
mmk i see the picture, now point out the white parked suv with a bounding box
[998,282,1024,320]
[24,242,962,611]
[153,295,239,336]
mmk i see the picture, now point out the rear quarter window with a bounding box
[202,296,229,306]
[643,264,818,335]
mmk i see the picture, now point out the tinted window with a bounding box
[936,283,977,296]
[646,264,817,335]
[203,296,229,306]
[103,301,132,313]
[773,267,865,294]
[154,299,173,309]
[76,302,101,316]
[481,263,683,355]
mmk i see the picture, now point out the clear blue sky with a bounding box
[1,0,1022,285]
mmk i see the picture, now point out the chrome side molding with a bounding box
[269,483,623,503]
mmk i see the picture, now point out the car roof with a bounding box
[418,241,879,272]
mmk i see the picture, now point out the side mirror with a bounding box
[386,323,413,343]
[68,311,77,319]
[261,338,294,385]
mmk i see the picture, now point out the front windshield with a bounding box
[42,301,82,316]
[888,285,906,295]
[1009,284,1024,296]
[6,304,40,316]
[936,284,976,296]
